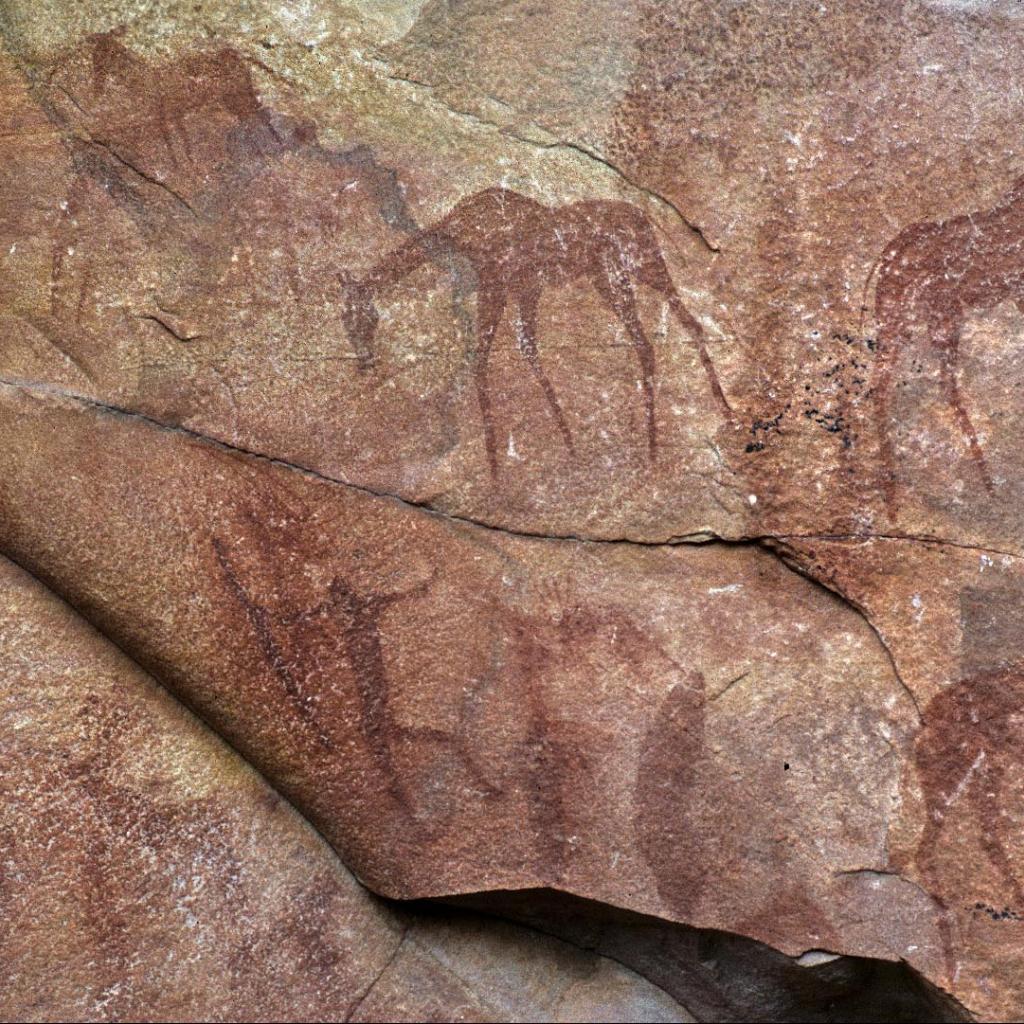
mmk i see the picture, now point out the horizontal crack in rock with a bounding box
[0,375,725,547]
[2,377,1018,562]
[12,373,1020,729]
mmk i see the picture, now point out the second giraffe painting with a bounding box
[339,187,733,475]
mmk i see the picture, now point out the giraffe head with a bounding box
[337,270,378,372]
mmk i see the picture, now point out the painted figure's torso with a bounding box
[878,180,1024,326]
[416,187,661,289]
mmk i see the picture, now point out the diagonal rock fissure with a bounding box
[342,921,411,1022]
[3,375,1018,560]
[0,374,730,547]
[0,543,361,899]
[775,531,1022,562]
[357,50,720,253]
[761,537,923,723]
[78,133,199,218]
[532,134,721,254]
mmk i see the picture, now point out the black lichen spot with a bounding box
[970,901,1022,921]
[745,405,789,453]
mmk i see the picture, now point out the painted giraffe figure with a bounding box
[911,662,1024,980]
[863,174,1024,515]
[339,187,732,474]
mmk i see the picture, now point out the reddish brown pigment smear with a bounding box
[912,662,1024,977]
[635,671,707,918]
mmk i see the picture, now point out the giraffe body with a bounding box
[341,187,731,474]
[868,176,1024,513]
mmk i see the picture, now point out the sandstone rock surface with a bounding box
[2,1,1023,1020]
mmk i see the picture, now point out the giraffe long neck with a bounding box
[360,228,451,296]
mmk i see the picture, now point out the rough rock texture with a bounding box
[0,554,692,1022]
[1,0,1023,1020]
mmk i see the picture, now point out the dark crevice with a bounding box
[135,312,200,343]
[436,889,971,1023]
[400,897,698,1019]
[709,669,751,703]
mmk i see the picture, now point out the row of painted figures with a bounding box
[338,178,1024,509]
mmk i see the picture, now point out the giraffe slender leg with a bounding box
[874,339,899,516]
[51,174,90,321]
[474,280,506,477]
[914,800,948,902]
[75,263,93,328]
[970,759,1024,906]
[872,314,902,519]
[156,97,182,171]
[914,794,960,983]
[593,258,658,458]
[515,286,574,453]
[936,318,995,494]
[639,250,732,420]
[663,292,732,420]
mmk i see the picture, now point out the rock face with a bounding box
[0,555,692,1022]
[1,1,1022,1020]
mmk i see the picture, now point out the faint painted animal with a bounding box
[863,175,1024,513]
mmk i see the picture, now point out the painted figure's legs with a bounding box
[515,287,574,453]
[936,319,994,493]
[872,324,902,518]
[913,802,959,983]
[971,760,1024,905]
[594,260,658,458]
[640,254,732,420]
[474,282,506,476]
